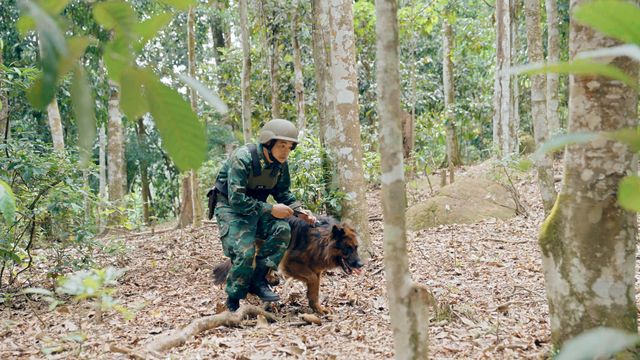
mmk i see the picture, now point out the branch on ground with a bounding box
[145,305,278,353]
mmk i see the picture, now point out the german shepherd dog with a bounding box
[212,215,364,314]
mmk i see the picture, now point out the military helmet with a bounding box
[258,119,299,145]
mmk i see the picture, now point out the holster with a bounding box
[206,187,218,220]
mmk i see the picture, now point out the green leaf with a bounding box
[58,36,93,79]
[71,66,96,168]
[39,0,71,15]
[531,132,601,162]
[157,0,197,10]
[618,175,640,212]
[133,12,173,52]
[514,59,638,91]
[0,180,16,223]
[93,1,136,36]
[605,128,640,152]
[16,16,35,36]
[557,327,639,360]
[177,74,229,115]
[574,0,640,45]
[103,36,132,81]
[0,247,20,263]
[119,67,149,120]
[19,0,68,108]
[141,71,206,171]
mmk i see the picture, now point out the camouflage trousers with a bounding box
[214,202,291,300]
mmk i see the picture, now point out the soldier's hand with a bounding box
[298,209,317,225]
[271,204,294,219]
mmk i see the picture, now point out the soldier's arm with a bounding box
[227,150,273,216]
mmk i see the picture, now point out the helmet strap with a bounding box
[263,141,284,166]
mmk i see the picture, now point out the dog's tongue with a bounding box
[353,268,363,275]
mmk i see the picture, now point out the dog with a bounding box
[212,215,364,314]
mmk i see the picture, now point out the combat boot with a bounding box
[226,297,240,312]
[249,266,280,302]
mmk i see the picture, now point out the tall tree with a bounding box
[38,37,65,154]
[137,119,151,225]
[98,124,107,232]
[107,82,126,225]
[262,3,281,119]
[208,0,226,66]
[239,0,253,143]
[545,0,560,135]
[524,0,556,214]
[442,16,462,181]
[376,0,430,358]
[0,42,8,143]
[327,0,371,258]
[538,0,638,347]
[180,6,203,229]
[492,0,518,156]
[311,0,334,144]
[291,0,306,132]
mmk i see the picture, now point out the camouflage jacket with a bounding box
[215,144,299,217]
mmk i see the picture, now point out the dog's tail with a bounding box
[212,259,232,285]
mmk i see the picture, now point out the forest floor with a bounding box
[2,160,630,359]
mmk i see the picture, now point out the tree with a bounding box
[376,1,430,358]
[239,0,252,143]
[492,0,519,156]
[291,0,305,132]
[179,6,203,229]
[311,0,334,145]
[326,0,371,257]
[38,37,65,154]
[107,81,126,225]
[545,0,560,136]
[524,0,556,214]
[538,0,638,347]
[442,15,462,182]
[0,41,8,142]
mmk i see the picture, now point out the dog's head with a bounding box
[331,222,364,275]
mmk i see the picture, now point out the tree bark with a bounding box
[376,1,429,358]
[47,98,65,154]
[107,82,126,225]
[545,0,560,136]
[538,0,638,347]
[493,0,518,157]
[137,119,151,225]
[208,0,226,66]
[327,0,371,259]
[442,18,462,170]
[292,0,306,132]
[0,45,8,143]
[98,125,107,232]
[239,0,253,143]
[524,0,556,214]
[267,11,281,119]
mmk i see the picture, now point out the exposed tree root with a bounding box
[146,305,278,353]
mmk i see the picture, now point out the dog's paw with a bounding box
[312,303,332,315]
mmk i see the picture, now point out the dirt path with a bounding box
[1,165,618,359]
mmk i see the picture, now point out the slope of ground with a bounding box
[1,161,626,359]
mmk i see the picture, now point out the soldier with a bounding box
[209,119,317,311]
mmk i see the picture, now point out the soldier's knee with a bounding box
[274,222,291,240]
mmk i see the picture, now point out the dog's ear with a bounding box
[331,224,345,240]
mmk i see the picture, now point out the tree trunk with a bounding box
[239,0,252,143]
[107,82,126,225]
[524,0,556,214]
[179,7,202,228]
[292,0,306,132]
[98,125,107,232]
[137,119,151,225]
[327,0,371,259]
[311,0,333,144]
[539,0,638,347]
[268,16,281,119]
[47,98,65,154]
[545,0,560,136]
[509,0,519,155]
[0,48,7,143]
[208,0,226,66]
[442,18,462,169]
[493,0,517,157]
[376,1,429,358]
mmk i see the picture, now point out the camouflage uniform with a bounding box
[214,144,300,300]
